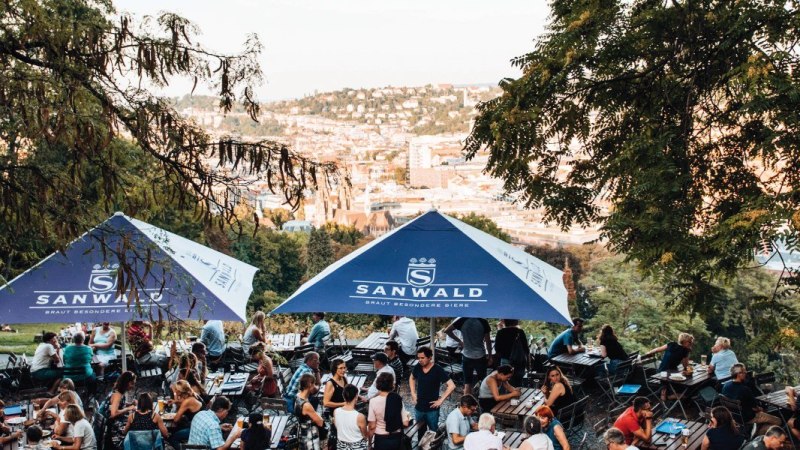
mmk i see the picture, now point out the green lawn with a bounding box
[0,323,122,355]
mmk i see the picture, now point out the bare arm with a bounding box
[409,374,417,404]
[357,413,368,441]
[304,401,324,427]
[444,322,462,347]
[644,344,668,358]
[110,392,135,419]
[323,381,346,409]
[701,435,711,450]
[554,424,570,450]
[55,436,83,450]
[154,414,170,438]
[544,383,566,408]
[632,414,653,443]
[122,411,135,434]
[488,377,519,401]
[484,332,493,365]
[431,379,456,408]
[600,345,608,358]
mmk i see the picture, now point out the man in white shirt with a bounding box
[464,413,507,450]
[603,427,641,450]
[365,352,395,399]
[31,332,62,388]
[389,316,419,363]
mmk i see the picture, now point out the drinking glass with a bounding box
[700,355,707,366]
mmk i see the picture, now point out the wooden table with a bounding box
[649,418,706,450]
[318,373,368,394]
[356,332,389,350]
[650,367,715,418]
[757,385,799,410]
[231,414,290,449]
[490,387,545,428]
[501,431,530,449]
[550,351,605,372]
[265,333,302,352]
[205,372,250,397]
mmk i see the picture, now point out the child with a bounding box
[26,425,51,450]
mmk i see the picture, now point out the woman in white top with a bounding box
[51,404,97,450]
[89,322,116,376]
[519,416,554,450]
[333,384,368,450]
[243,311,267,350]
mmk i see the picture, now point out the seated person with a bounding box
[540,367,575,415]
[134,340,168,371]
[597,324,627,374]
[304,312,330,351]
[707,336,738,380]
[62,332,96,386]
[31,331,62,389]
[200,320,226,360]
[518,416,554,450]
[26,425,50,450]
[0,400,24,445]
[191,342,209,381]
[701,406,745,450]
[477,365,520,411]
[241,413,272,450]
[786,386,800,442]
[463,413,503,450]
[547,318,585,358]
[35,378,83,410]
[89,322,117,376]
[742,426,788,450]
[612,397,653,446]
[603,427,641,450]
[445,395,478,450]
[721,363,781,435]
[168,380,205,449]
[187,396,241,450]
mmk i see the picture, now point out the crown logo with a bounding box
[88,263,120,293]
[92,263,120,274]
[407,258,437,287]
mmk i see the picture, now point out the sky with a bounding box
[114,0,551,100]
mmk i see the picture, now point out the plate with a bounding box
[669,374,687,381]
[6,417,25,425]
[162,413,176,420]
[42,430,52,437]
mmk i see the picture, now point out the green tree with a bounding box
[0,0,339,282]
[305,227,335,279]
[465,0,800,317]
[456,213,512,243]
[322,223,364,246]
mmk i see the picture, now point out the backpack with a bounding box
[509,332,528,369]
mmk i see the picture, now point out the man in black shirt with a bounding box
[722,363,781,435]
[410,346,456,439]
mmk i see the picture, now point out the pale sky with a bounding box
[114,0,551,100]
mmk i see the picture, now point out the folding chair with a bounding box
[288,343,315,370]
[597,357,636,406]
[718,395,756,440]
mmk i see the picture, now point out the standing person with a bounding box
[478,365,521,412]
[643,332,693,400]
[444,328,462,360]
[31,331,62,389]
[99,371,137,450]
[602,428,641,450]
[122,393,170,446]
[701,406,745,450]
[243,311,267,351]
[50,404,97,450]
[547,318,585,358]
[742,426,788,450]
[240,413,272,450]
[444,395,479,450]
[89,322,117,376]
[323,357,349,447]
[365,353,395,400]
[388,316,419,364]
[368,372,410,450]
[494,319,529,385]
[187,396,241,450]
[540,367,575,415]
[284,352,322,412]
[597,324,628,375]
[305,312,331,351]
[295,374,325,450]
[721,363,781,435]
[518,416,554,450]
[534,406,570,450]
[383,340,404,381]
[612,397,653,446]
[334,384,369,450]
[463,414,505,450]
[409,347,456,439]
[707,337,738,380]
[167,380,204,449]
[200,320,226,360]
[445,317,493,396]
[246,343,279,398]
[126,321,152,356]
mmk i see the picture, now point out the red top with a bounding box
[613,406,641,444]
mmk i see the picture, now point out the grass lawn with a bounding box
[0,323,122,355]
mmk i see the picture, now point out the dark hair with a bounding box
[460,394,478,408]
[524,415,543,434]
[764,426,786,438]
[343,384,359,403]
[26,425,43,443]
[504,319,519,327]
[384,340,400,353]
[210,396,232,412]
[632,396,650,412]
[137,393,154,412]
[710,406,738,434]
[572,317,585,326]
[313,312,325,319]
[496,365,514,376]
[184,370,205,395]
[375,372,394,392]
[249,342,266,357]
[299,373,316,391]
[191,342,206,354]
[597,324,617,342]
[114,371,137,394]
[244,413,270,450]
[43,332,57,343]
[416,347,433,358]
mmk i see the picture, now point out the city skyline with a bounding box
[114,0,550,100]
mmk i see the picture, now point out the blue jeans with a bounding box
[414,408,440,439]
[168,428,190,449]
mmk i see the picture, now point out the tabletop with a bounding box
[265,333,302,352]
[490,387,546,419]
[550,351,605,368]
[205,372,250,397]
[649,418,706,450]
[650,366,714,388]
[356,332,389,350]
[319,373,369,394]
[757,385,800,410]
[502,430,530,449]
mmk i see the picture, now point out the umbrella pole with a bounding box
[121,321,127,372]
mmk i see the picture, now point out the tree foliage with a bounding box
[0,0,343,282]
[305,227,335,280]
[466,0,800,315]
[456,212,512,243]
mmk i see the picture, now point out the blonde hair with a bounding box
[57,390,80,405]
[173,380,194,398]
[715,337,731,349]
[678,333,694,345]
[63,404,84,423]
[251,311,265,327]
